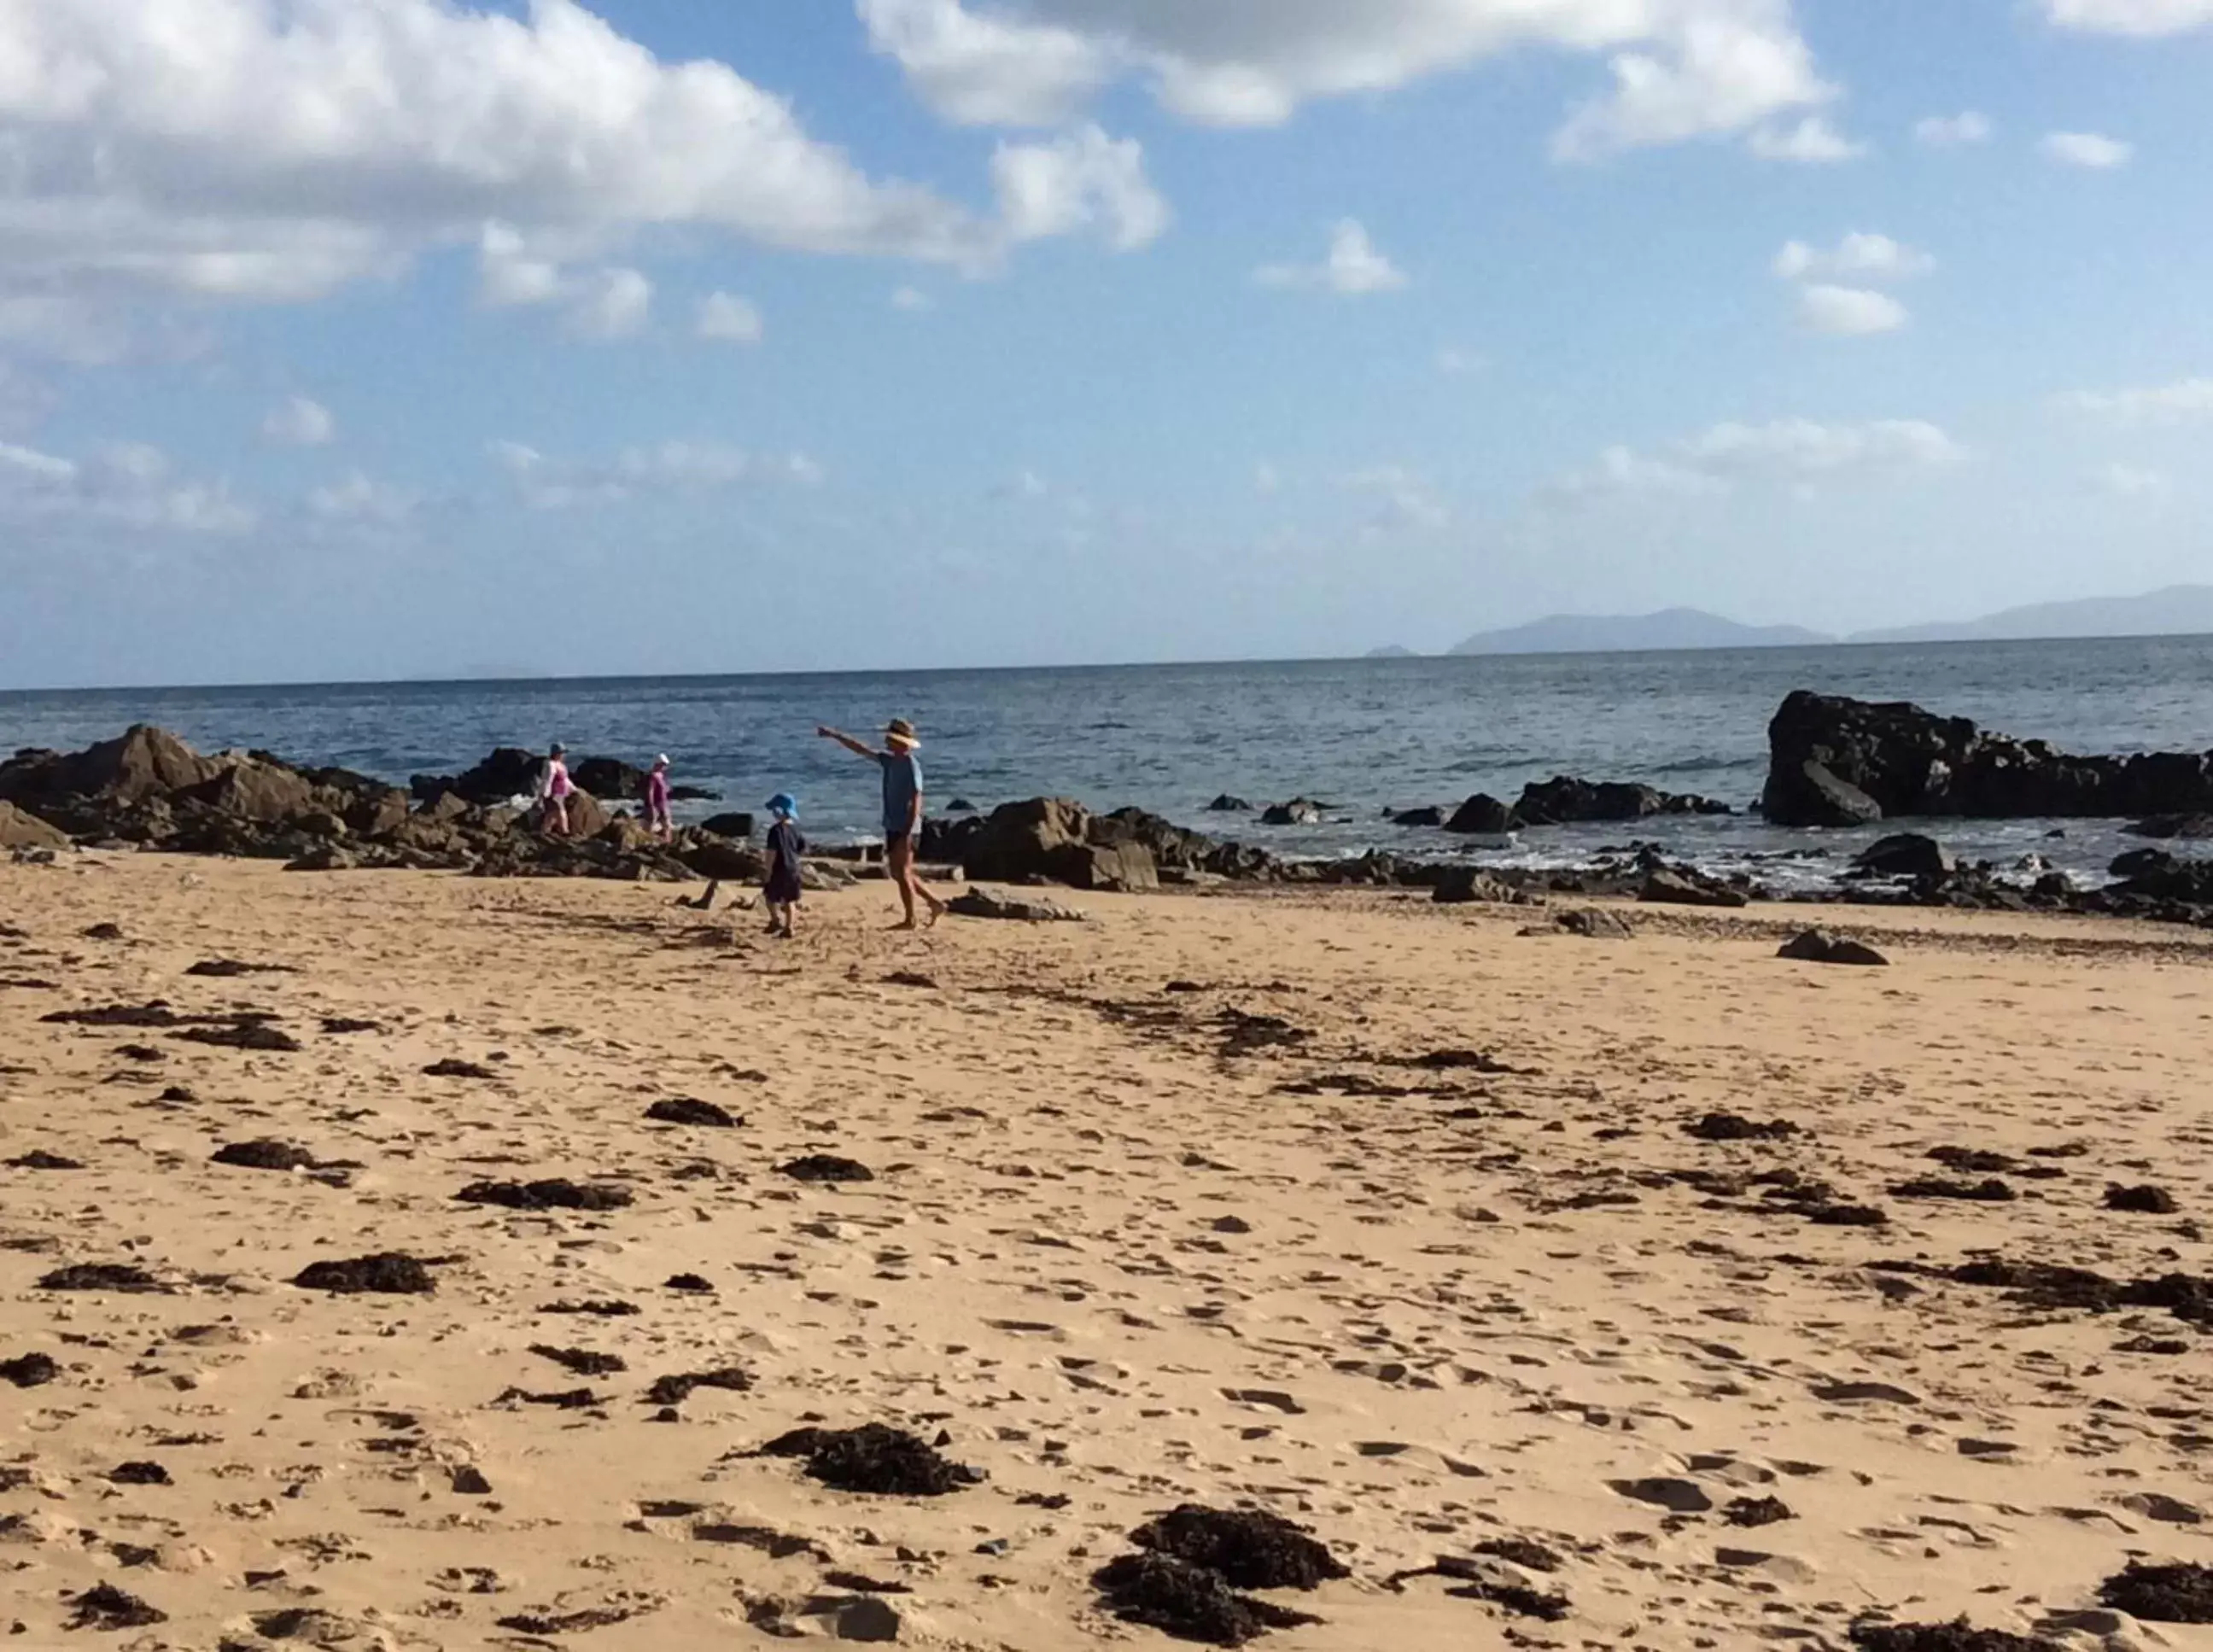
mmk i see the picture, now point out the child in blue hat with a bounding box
[763,793,805,938]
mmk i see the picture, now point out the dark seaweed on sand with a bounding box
[66,1584,167,1631]
[8,1150,83,1170]
[528,1344,627,1377]
[457,1178,634,1211]
[778,1154,875,1183]
[292,1253,437,1294]
[0,1352,59,1387]
[1684,1112,1800,1142]
[1094,1553,1321,1647]
[756,1422,979,1495]
[38,1262,162,1293]
[645,1367,752,1405]
[1850,1619,2058,1651]
[211,1139,318,1170]
[1131,1506,1350,1591]
[2099,1561,2213,1623]
[173,1022,302,1052]
[646,1096,740,1127]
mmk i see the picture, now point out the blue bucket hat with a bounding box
[767,792,798,820]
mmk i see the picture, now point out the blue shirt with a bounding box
[877,750,921,838]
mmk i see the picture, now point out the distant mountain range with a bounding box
[1445,607,1828,656]
[1401,587,2213,657]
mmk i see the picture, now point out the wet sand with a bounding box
[3,855,2210,1649]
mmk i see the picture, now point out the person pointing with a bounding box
[818,718,946,931]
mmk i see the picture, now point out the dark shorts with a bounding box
[884,828,913,852]
[765,870,803,906]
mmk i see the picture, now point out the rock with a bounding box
[1390,805,1445,828]
[410,747,543,806]
[1260,798,1325,826]
[958,797,1090,882]
[2129,813,2213,839]
[945,797,977,813]
[946,890,1086,922]
[1545,908,1634,939]
[680,838,765,882]
[180,760,316,825]
[699,812,756,839]
[2,724,219,807]
[1206,795,1252,812]
[1089,806,1219,872]
[1765,688,2213,826]
[1445,794,1523,834]
[2111,846,2179,880]
[1057,842,1159,893]
[285,844,359,873]
[1640,867,1749,909]
[1433,867,1520,905]
[1854,833,1953,879]
[1516,776,1730,826]
[571,756,645,801]
[344,787,412,838]
[0,801,67,851]
[1778,929,1889,966]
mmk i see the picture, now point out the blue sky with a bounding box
[0,0,2209,687]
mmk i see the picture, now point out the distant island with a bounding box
[1448,608,1827,656]
[1428,587,2213,657]
[1364,644,1419,659]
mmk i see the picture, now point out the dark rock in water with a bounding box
[1092,1552,1321,1646]
[173,1022,301,1053]
[0,1351,59,1387]
[2110,853,2213,905]
[2111,847,2177,879]
[1765,689,2213,826]
[2100,1561,2213,1623]
[1207,795,1253,813]
[1444,794,1522,835]
[1854,833,1953,879]
[212,1140,318,1170]
[293,1253,437,1294]
[1639,868,1749,909]
[458,1178,633,1211]
[1778,929,1889,966]
[646,1097,740,1128]
[780,1154,874,1183]
[2107,1183,2179,1214]
[1130,1505,1350,1591]
[38,1262,161,1293]
[945,797,977,813]
[572,756,645,801]
[1389,805,1444,828]
[1259,798,1325,826]
[756,1422,981,1495]
[698,812,756,840]
[409,747,541,805]
[65,1584,168,1632]
[645,1367,752,1405]
[1849,1620,2059,1651]
[2127,814,2213,839]
[1515,776,1729,826]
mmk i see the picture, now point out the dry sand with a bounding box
[3,854,2212,1650]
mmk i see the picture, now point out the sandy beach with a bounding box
[3,854,2211,1650]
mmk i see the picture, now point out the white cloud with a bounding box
[1436,347,1485,377]
[1340,464,1449,530]
[0,438,253,534]
[1256,220,1408,295]
[1798,284,1909,336]
[491,437,820,510]
[994,469,1050,501]
[1253,462,1282,495]
[1557,417,1959,497]
[990,126,1171,252]
[863,0,1832,159]
[0,0,1165,349]
[564,268,653,341]
[261,395,336,448]
[2056,377,2213,422]
[891,285,935,312]
[307,470,420,524]
[698,292,765,344]
[2092,462,2168,497]
[1749,115,1866,164]
[2041,131,2134,168]
[2043,0,2213,33]
[1915,111,1993,146]
[1773,233,1934,283]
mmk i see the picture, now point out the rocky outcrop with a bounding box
[1513,777,1731,826]
[0,800,68,851]
[409,748,542,805]
[1640,867,1750,909]
[1853,833,1953,879]
[1259,798,1326,826]
[1444,795,1521,834]
[1763,689,2213,826]
[1389,805,1445,828]
[2128,814,2213,839]
[925,799,1275,891]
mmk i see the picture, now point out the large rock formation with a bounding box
[1512,776,1731,826]
[1763,690,2213,826]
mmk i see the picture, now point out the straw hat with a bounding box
[885,718,920,750]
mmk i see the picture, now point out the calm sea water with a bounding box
[4,637,2210,890]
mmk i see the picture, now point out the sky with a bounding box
[0,0,2210,688]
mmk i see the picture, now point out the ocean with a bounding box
[5,636,2210,890]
